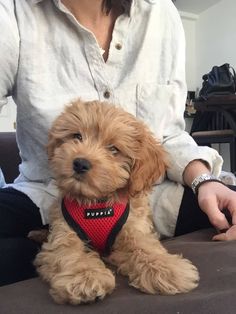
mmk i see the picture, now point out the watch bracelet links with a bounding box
[191,173,225,195]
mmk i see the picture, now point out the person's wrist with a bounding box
[191,173,224,195]
[183,159,211,187]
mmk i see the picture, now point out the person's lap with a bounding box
[0,188,43,286]
[0,184,235,286]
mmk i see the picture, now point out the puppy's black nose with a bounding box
[73,158,92,174]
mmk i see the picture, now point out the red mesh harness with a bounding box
[61,196,129,255]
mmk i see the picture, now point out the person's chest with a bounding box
[14,0,176,139]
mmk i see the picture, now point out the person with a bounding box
[0,0,236,286]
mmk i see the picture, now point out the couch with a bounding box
[0,132,236,314]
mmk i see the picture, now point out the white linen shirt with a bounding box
[0,0,223,237]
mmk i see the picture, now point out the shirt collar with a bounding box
[144,0,157,3]
[30,0,61,6]
[31,0,157,4]
[30,0,44,3]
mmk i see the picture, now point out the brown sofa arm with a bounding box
[0,132,21,183]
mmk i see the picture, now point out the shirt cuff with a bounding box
[166,146,223,184]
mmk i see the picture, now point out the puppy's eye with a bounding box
[73,133,83,141]
[108,145,119,155]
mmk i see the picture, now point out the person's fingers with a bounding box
[227,200,236,225]
[213,225,236,241]
[201,198,230,230]
[231,213,236,225]
[212,233,227,241]
[209,211,230,230]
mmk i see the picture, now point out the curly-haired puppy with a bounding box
[35,99,199,304]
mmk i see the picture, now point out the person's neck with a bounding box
[61,0,122,61]
[62,0,109,26]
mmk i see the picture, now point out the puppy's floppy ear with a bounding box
[46,100,85,160]
[47,131,60,161]
[128,124,168,197]
[46,114,69,160]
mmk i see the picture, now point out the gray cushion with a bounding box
[1,228,236,314]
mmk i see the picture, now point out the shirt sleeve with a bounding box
[161,0,223,183]
[0,0,19,111]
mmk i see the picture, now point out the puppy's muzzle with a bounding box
[73,158,92,174]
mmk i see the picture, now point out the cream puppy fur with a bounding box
[34,100,199,304]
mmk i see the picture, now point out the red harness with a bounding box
[62,197,129,255]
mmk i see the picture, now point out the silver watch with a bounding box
[191,173,221,195]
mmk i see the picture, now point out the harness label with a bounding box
[84,207,114,219]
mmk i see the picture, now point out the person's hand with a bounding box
[197,181,236,241]
[212,225,236,241]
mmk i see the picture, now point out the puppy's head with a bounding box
[48,100,167,201]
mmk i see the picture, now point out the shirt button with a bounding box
[115,43,122,50]
[103,90,111,99]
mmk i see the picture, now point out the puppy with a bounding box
[35,99,199,304]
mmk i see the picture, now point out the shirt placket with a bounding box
[86,13,132,101]
[83,36,115,103]
[52,0,132,103]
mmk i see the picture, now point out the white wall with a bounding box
[195,0,236,89]
[181,16,197,91]
[181,0,236,91]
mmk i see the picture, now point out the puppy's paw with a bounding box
[50,267,115,305]
[129,253,199,295]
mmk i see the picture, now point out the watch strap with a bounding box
[191,173,223,195]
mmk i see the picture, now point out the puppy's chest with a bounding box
[61,197,129,255]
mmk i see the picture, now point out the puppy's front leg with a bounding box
[108,198,199,295]
[35,217,115,304]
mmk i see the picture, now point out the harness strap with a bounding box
[61,197,129,255]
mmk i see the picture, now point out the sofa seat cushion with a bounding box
[1,228,236,314]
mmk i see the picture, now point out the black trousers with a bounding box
[0,185,235,286]
[0,188,44,286]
